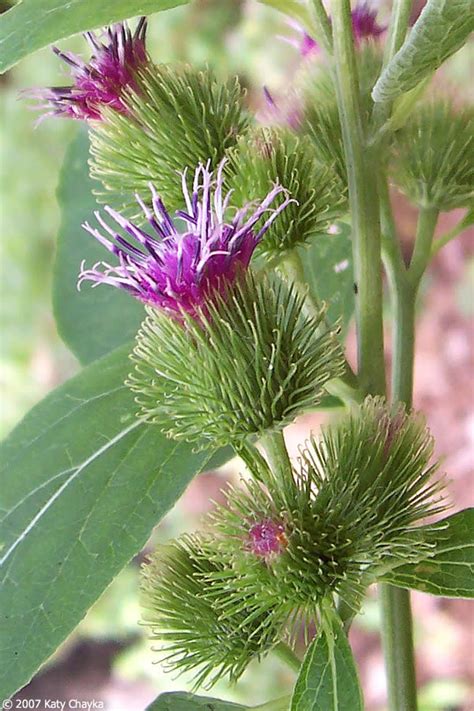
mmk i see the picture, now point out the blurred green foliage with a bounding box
[1,2,472,707]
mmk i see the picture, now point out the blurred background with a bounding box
[1,1,473,709]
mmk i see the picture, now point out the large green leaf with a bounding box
[372,0,474,103]
[291,612,363,711]
[0,0,188,74]
[147,692,248,710]
[0,344,227,700]
[53,128,144,365]
[382,509,474,598]
[299,222,355,337]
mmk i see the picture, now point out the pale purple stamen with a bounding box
[248,520,287,558]
[78,159,294,319]
[23,18,148,121]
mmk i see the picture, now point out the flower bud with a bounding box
[24,19,149,122]
[227,127,346,259]
[128,271,344,449]
[207,397,446,624]
[90,64,249,214]
[392,100,474,211]
[141,535,284,687]
[79,160,289,317]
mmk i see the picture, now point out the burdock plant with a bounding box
[2,2,473,711]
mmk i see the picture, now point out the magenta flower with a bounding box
[289,3,385,58]
[248,520,288,558]
[351,2,386,41]
[25,19,148,121]
[79,160,292,318]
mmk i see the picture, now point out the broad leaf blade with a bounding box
[299,223,355,337]
[0,0,188,74]
[147,692,248,710]
[0,344,222,700]
[382,509,474,598]
[53,128,144,365]
[372,0,474,102]
[291,612,363,711]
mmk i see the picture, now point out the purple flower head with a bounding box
[300,32,319,58]
[248,519,288,558]
[260,87,302,131]
[78,160,293,319]
[25,18,148,121]
[288,3,385,58]
[351,2,386,42]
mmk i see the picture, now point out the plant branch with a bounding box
[431,208,474,257]
[260,430,293,487]
[371,0,413,132]
[408,206,439,287]
[378,190,439,711]
[380,586,418,711]
[379,172,406,284]
[384,0,413,62]
[331,0,386,396]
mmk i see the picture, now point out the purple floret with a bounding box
[248,519,288,558]
[78,160,293,319]
[351,2,386,41]
[290,2,385,58]
[25,18,148,121]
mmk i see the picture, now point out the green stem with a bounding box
[238,440,274,482]
[430,208,474,257]
[309,0,333,53]
[408,206,439,287]
[337,597,357,631]
[384,0,413,62]
[273,641,301,673]
[378,174,415,405]
[379,195,439,711]
[391,279,416,408]
[378,171,406,284]
[280,249,321,321]
[380,276,418,711]
[372,0,413,131]
[391,204,439,405]
[331,0,386,396]
[260,430,293,487]
[379,586,418,711]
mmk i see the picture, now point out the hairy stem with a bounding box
[331,0,386,396]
